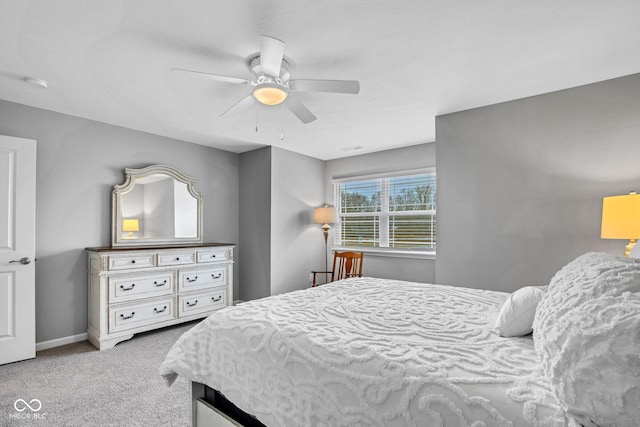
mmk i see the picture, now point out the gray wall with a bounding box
[325,143,437,283]
[271,147,325,295]
[436,73,640,292]
[238,147,271,301]
[0,100,240,343]
[239,146,325,299]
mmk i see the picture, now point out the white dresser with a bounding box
[86,243,234,350]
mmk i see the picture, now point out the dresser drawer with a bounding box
[157,251,196,266]
[179,288,226,317]
[109,297,176,333]
[108,254,155,270]
[197,248,231,263]
[179,267,226,292]
[109,272,174,303]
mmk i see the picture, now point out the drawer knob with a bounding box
[212,254,216,258]
[154,306,168,314]
[186,276,198,283]
[131,260,136,264]
[154,280,167,287]
[175,257,180,261]
[186,300,198,307]
[211,296,222,302]
[212,273,222,279]
[120,312,135,320]
[120,284,135,291]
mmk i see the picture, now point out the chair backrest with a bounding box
[331,251,364,282]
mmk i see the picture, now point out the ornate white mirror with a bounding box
[112,165,203,246]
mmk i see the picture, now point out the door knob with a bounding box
[9,257,31,265]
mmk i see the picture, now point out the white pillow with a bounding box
[494,286,546,337]
[533,252,640,426]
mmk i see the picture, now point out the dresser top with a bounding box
[85,243,235,252]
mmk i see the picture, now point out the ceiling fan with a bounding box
[173,35,360,124]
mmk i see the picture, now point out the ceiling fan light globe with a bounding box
[253,85,288,106]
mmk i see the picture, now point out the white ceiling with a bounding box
[1,1,639,160]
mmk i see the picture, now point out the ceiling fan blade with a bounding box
[289,79,360,94]
[172,68,251,85]
[259,35,285,77]
[284,96,317,124]
[220,94,255,117]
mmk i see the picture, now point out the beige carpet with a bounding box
[0,322,197,426]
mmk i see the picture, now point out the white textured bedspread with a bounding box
[160,278,568,426]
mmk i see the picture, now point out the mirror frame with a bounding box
[111,164,203,247]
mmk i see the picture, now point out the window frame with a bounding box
[332,168,436,259]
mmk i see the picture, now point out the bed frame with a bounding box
[192,382,266,427]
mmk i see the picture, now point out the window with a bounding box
[334,169,436,253]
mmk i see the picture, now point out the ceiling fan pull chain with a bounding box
[255,99,259,132]
[280,103,285,140]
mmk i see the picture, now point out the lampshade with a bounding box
[122,218,140,232]
[314,206,336,225]
[253,84,288,106]
[601,193,640,239]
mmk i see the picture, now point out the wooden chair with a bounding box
[311,251,364,287]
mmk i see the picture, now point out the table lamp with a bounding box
[122,218,139,238]
[601,192,640,256]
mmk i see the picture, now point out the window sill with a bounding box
[333,246,436,260]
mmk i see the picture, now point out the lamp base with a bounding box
[624,239,637,257]
[322,225,330,284]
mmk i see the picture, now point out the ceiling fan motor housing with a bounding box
[250,56,290,83]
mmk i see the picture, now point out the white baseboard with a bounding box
[36,332,88,352]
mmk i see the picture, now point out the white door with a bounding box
[0,135,36,365]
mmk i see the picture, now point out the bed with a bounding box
[160,253,640,426]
